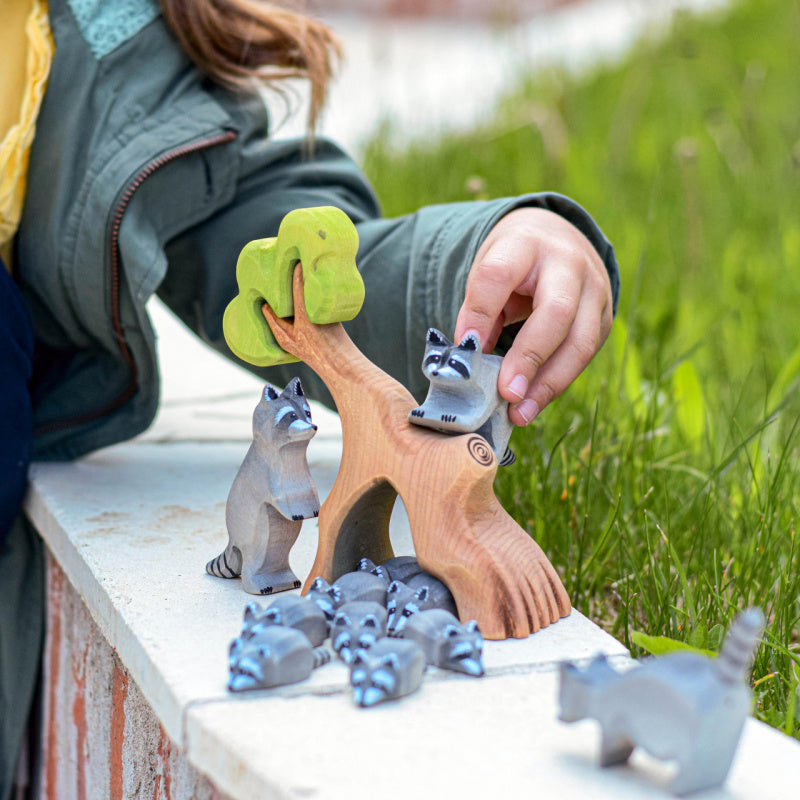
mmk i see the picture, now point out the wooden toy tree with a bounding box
[224,207,570,639]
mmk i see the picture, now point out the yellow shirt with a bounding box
[0,0,53,271]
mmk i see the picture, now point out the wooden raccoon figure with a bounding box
[400,609,485,676]
[227,625,330,692]
[408,328,514,466]
[240,596,329,648]
[206,379,319,595]
[306,560,390,620]
[349,639,427,708]
[558,608,765,796]
[330,600,388,664]
[385,574,458,636]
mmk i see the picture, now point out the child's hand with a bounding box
[454,207,613,426]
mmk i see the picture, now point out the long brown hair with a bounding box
[157,0,341,129]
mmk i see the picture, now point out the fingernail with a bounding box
[516,399,540,425]
[507,374,528,400]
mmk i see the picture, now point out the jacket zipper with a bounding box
[35,129,238,437]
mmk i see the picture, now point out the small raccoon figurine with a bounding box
[330,601,388,664]
[385,574,458,636]
[306,560,390,620]
[558,608,765,796]
[408,328,514,466]
[366,555,422,585]
[350,638,427,708]
[227,625,330,692]
[207,379,319,595]
[240,596,329,648]
[400,609,485,677]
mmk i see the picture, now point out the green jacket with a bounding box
[20,0,619,461]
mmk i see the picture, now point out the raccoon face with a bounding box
[350,651,400,707]
[306,578,344,621]
[228,640,280,692]
[240,600,282,640]
[227,626,312,692]
[385,581,424,636]
[421,329,480,385]
[438,620,485,677]
[253,377,317,445]
[349,639,426,708]
[331,601,388,664]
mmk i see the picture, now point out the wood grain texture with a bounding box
[263,268,571,639]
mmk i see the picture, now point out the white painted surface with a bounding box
[186,673,800,800]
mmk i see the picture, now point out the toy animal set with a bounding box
[205,207,767,794]
[226,557,485,707]
[218,205,570,640]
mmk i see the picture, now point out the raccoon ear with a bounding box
[458,333,480,352]
[381,653,401,670]
[426,328,449,346]
[329,586,343,605]
[309,577,329,592]
[559,660,578,678]
[465,620,481,634]
[263,384,280,401]
[282,377,304,399]
[387,580,403,595]
[357,557,376,572]
[362,615,379,628]
[444,625,461,638]
[414,586,430,602]
[243,602,261,623]
[333,612,351,627]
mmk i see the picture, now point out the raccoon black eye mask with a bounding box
[408,328,515,466]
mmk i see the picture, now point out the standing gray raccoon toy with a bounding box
[558,608,765,796]
[408,328,514,466]
[206,379,319,595]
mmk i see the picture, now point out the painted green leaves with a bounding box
[223,207,364,366]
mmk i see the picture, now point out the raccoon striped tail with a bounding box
[498,446,516,467]
[313,647,332,670]
[715,607,765,684]
[205,545,242,579]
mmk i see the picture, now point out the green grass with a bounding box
[362,0,800,738]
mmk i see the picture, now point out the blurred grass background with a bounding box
[363,0,800,737]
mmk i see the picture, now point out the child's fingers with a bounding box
[508,280,613,426]
[496,265,583,405]
[454,231,539,351]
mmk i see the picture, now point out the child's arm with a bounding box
[454,207,614,427]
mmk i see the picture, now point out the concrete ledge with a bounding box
[24,301,800,798]
[26,431,800,799]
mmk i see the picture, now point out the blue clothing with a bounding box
[0,258,41,800]
[0,261,34,550]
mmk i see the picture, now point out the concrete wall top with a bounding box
[23,301,800,800]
